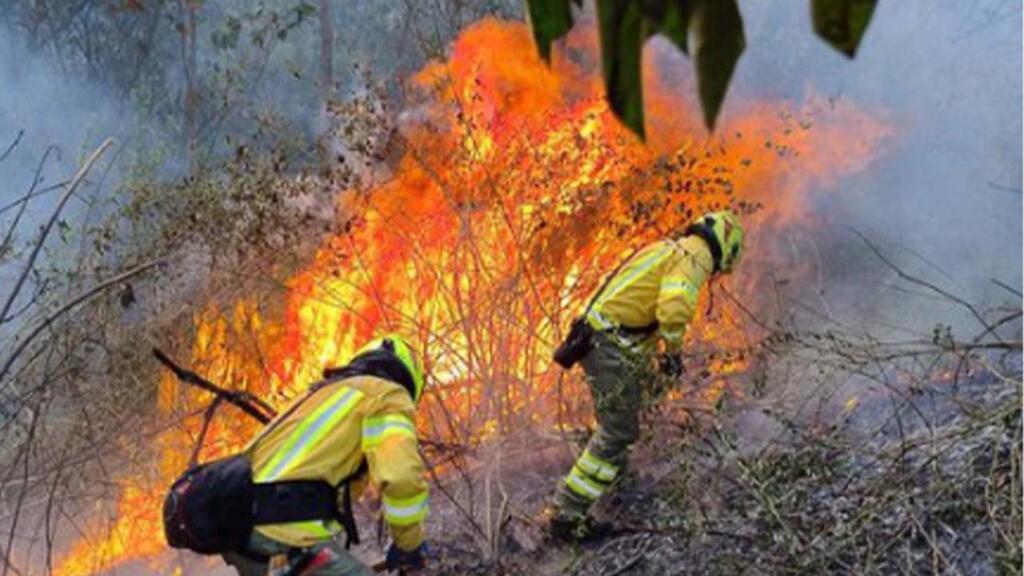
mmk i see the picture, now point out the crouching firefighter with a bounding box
[163,336,430,575]
[547,210,745,540]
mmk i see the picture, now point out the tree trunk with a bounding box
[316,0,334,169]
[318,0,334,102]
[179,0,198,173]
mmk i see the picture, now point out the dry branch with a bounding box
[0,139,113,327]
[152,348,276,424]
[0,259,164,389]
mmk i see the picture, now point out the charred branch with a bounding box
[152,348,276,424]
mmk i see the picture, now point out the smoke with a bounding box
[730,1,1022,334]
[3,2,1018,335]
[0,22,149,346]
[0,24,138,211]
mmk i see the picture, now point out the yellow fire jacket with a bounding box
[586,235,714,350]
[244,374,429,551]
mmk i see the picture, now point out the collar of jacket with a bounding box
[317,350,416,398]
[681,222,723,273]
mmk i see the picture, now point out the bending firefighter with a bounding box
[549,210,745,539]
[163,336,430,575]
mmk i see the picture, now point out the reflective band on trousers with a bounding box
[577,449,619,482]
[565,450,619,500]
[362,414,417,450]
[565,465,606,500]
[382,491,429,526]
[256,386,365,482]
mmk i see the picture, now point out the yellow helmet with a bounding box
[691,210,745,273]
[351,334,426,403]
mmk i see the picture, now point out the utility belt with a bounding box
[586,310,659,340]
[553,310,658,369]
[163,454,367,558]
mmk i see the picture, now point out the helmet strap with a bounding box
[683,220,724,274]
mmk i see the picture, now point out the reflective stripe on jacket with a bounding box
[245,374,428,551]
[587,235,713,350]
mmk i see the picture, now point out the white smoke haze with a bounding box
[3,2,1016,332]
[0,25,147,346]
[0,29,128,224]
[731,1,1022,335]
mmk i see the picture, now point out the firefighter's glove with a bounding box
[658,352,684,379]
[385,543,426,572]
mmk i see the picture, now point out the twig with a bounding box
[189,397,226,466]
[597,536,654,576]
[991,278,1022,298]
[1,408,36,576]
[986,181,1022,195]
[422,453,490,547]
[0,131,22,164]
[0,181,71,219]
[0,259,164,388]
[43,445,68,576]
[0,146,59,263]
[0,139,113,327]
[851,228,992,332]
[152,348,276,424]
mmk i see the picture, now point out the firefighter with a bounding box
[548,210,745,540]
[220,336,430,576]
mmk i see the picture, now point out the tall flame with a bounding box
[53,18,888,575]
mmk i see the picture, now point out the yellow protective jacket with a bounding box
[586,235,714,350]
[244,374,429,551]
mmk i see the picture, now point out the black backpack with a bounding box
[163,455,256,554]
[162,454,366,555]
[162,356,410,556]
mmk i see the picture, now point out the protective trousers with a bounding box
[222,531,375,576]
[554,330,652,519]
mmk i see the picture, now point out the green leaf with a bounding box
[688,0,745,130]
[296,2,317,18]
[811,0,877,58]
[597,0,648,139]
[524,0,575,62]
[641,0,695,55]
[210,16,241,50]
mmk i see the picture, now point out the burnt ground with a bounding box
[410,362,1021,576]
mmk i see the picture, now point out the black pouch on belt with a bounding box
[553,317,596,369]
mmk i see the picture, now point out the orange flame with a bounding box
[53,18,889,575]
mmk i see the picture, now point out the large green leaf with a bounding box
[641,0,695,55]
[525,0,575,62]
[596,0,649,139]
[524,0,875,138]
[811,0,877,57]
[688,0,745,130]
[526,0,745,135]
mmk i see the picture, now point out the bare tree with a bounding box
[178,0,200,172]
[318,0,334,104]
